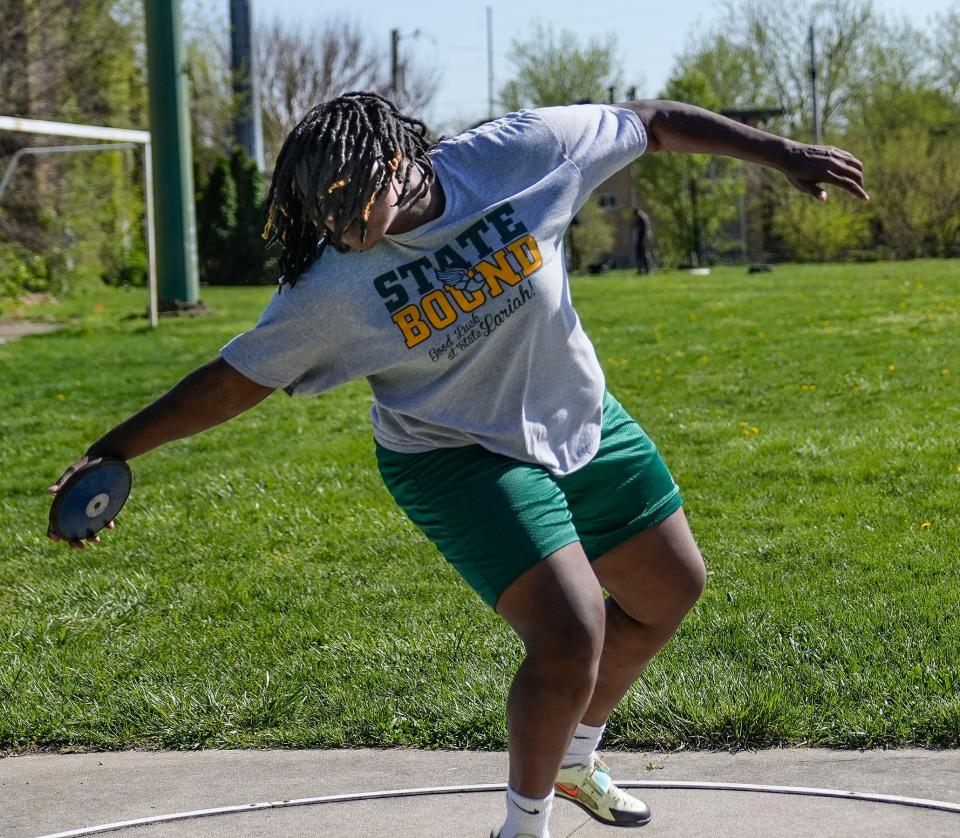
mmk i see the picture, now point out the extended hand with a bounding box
[47,456,115,549]
[781,141,869,203]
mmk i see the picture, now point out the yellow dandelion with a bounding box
[56,394,66,401]
[698,355,710,364]
[751,426,759,434]
[920,522,931,530]
[888,364,896,371]
[739,421,749,428]
[757,330,766,338]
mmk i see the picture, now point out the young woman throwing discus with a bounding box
[48,92,868,837]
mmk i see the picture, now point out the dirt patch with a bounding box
[19,292,60,306]
[0,320,61,343]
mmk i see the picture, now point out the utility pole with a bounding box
[809,24,822,145]
[230,0,264,171]
[486,7,494,119]
[390,28,401,99]
[144,0,200,310]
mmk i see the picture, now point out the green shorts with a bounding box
[375,392,682,609]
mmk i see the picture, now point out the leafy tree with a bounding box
[773,188,869,261]
[567,200,615,272]
[196,153,237,283]
[866,125,960,257]
[196,147,274,284]
[256,17,439,168]
[499,23,623,110]
[635,50,745,265]
[498,24,624,266]
[932,6,960,99]
[725,0,878,138]
[0,0,148,294]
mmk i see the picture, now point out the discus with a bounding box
[48,457,132,541]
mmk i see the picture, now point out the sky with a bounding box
[260,0,958,133]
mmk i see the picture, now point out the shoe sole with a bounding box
[555,790,652,828]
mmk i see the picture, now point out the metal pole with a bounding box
[143,142,159,328]
[144,0,200,310]
[809,24,821,144]
[0,116,157,326]
[486,7,494,119]
[0,116,149,143]
[390,29,400,98]
[229,0,264,170]
[0,143,137,202]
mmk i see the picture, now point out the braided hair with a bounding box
[263,91,438,290]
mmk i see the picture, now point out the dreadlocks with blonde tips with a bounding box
[263,91,439,290]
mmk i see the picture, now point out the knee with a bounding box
[659,550,706,625]
[523,601,605,680]
[621,549,706,629]
[679,550,707,611]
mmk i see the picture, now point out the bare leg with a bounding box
[496,542,606,797]
[582,508,706,725]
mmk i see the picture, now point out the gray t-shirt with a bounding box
[221,104,647,475]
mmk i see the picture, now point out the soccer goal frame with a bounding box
[0,115,158,327]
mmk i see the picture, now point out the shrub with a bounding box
[772,191,870,262]
[0,241,50,298]
[567,199,615,272]
[196,147,276,284]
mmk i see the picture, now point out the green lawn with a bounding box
[1,262,958,754]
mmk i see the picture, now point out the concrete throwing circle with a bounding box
[38,780,960,837]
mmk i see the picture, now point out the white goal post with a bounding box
[0,115,158,327]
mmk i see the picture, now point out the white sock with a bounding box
[561,721,605,768]
[499,786,553,838]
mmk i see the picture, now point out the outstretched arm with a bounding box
[624,100,869,203]
[48,358,275,547]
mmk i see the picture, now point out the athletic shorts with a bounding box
[375,391,682,609]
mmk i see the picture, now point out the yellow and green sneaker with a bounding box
[554,756,651,828]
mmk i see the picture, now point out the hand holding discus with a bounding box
[47,456,131,549]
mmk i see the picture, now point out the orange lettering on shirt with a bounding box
[445,284,486,312]
[392,304,432,348]
[475,249,522,297]
[507,234,543,276]
[421,289,458,329]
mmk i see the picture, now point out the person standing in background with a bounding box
[632,207,653,274]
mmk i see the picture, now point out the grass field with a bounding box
[1,262,958,754]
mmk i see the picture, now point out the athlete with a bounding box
[48,92,868,838]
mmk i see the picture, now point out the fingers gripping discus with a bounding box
[49,458,131,540]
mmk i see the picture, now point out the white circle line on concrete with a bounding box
[35,780,960,838]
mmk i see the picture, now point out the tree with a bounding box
[724,0,877,139]
[567,200,615,272]
[497,24,625,268]
[932,6,960,99]
[256,18,439,168]
[196,146,275,284]
[635,45,746,265]
[499,23,623,110]
[0,0,148,294]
